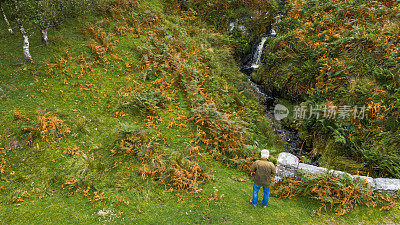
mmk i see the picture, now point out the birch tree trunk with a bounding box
[14,3,32,63]
[0,2,14,35]
[19,26,32,63]
[41,28,48,45]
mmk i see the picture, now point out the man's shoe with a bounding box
[263,205,268,208]
[250,199,256,207]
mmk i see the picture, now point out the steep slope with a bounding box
[0,0,398,223]
[0,0,279,210]
[257,0,400,178]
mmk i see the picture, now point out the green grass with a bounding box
[0,160,398,224]
[0,0,398,224]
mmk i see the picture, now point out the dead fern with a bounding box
[19,112,71,145]
[273,171,397,215]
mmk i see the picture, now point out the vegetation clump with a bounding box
[16,111,71,145]
[258,0,400,178]
[273,171,397,215]
[115,123,210,192]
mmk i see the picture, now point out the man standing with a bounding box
[250,149,276,208]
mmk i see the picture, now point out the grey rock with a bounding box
[274,153,299,183]
[298,163,327,175]
[275,152,400,194]
[330,169,352,178]
[275,164,297,182]
[277,152,299,168]
[374,178,400,194]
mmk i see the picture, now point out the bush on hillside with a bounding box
[115,123,210,191]
[16,111,71,145]
[273,171,397,215]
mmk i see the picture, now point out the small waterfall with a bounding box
[250,36,269,69]
[247,28,277,70]
[239,0,315,163]
[245,0,284,70]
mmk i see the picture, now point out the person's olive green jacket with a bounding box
[250,159,276,187]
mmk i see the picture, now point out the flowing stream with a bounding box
[240,2,315,163]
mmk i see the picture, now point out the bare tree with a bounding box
[20,26,32,63]
[5,0,94,62]
[0,1,14,34]
[35,0,90,45]
[12,1,32,63]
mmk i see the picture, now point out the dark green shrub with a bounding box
[119,89,168,115]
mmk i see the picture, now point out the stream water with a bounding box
[238,1,316,163]
[244,57,308,159]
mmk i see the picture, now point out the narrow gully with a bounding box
[239,1,318,164]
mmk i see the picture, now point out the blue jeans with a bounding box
[251,184,270,207]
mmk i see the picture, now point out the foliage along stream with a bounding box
[238,1,318,165]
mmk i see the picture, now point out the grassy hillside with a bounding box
[257,0,400,178]
[0,0,398,223]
